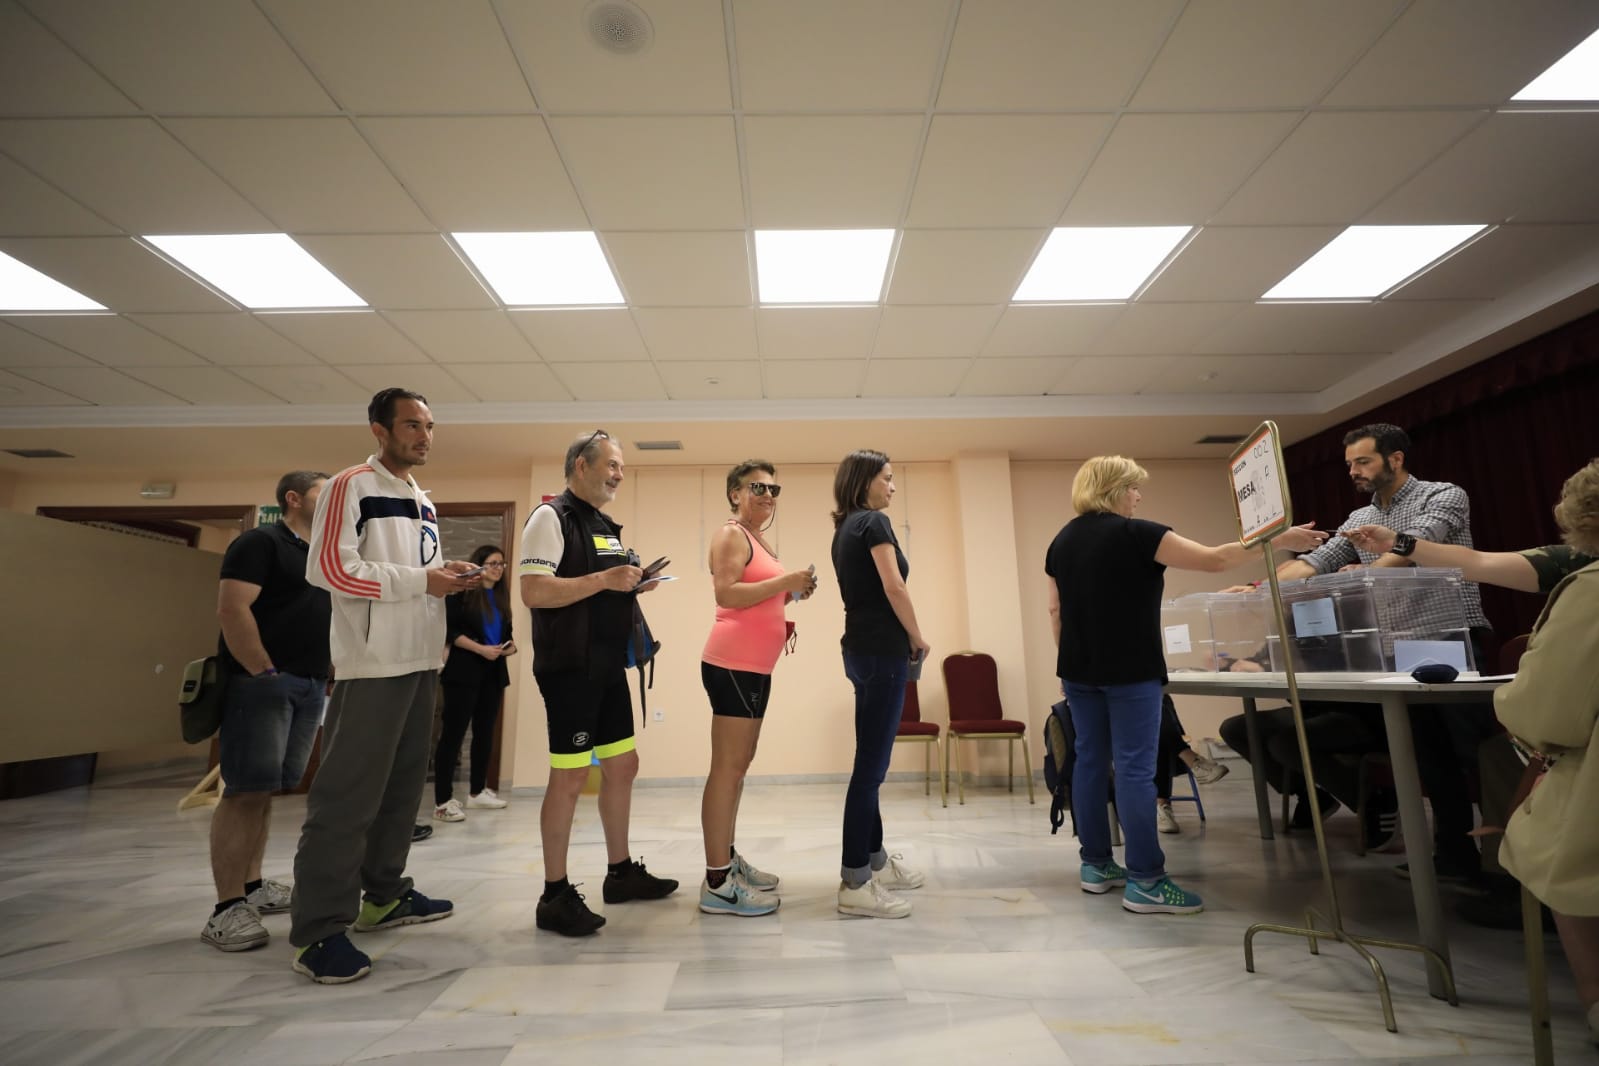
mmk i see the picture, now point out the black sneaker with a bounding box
[1394,853,1480,884]
[1290,791,1340,829]
[536,882,606,937]
[603,858,680,903]
[1457,879,1553,931]
[412,823,433,842]
[291,932,372,984]
[1362,789,1399,851]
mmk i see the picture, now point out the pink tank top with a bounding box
[701,522,789,675]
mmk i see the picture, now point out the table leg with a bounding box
[1242,697,1273,840]
[1379,693,1452,998]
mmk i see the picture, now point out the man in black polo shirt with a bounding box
[202,470,331,952]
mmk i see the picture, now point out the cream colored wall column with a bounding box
[949,453,1035,769]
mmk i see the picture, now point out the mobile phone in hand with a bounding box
[454,565,486,578]
[641,556,670,579]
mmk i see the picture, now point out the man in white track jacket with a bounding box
[288,387,479,984]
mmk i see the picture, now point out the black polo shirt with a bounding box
[217,520,332,679]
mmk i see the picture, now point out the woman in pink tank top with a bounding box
[697,460,818,918]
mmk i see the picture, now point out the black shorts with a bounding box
[701,662,772,719]
[535,668,635,769]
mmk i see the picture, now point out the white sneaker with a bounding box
[202,901,269,952]
[467,788,508,809]
[1189,755,1230,785]
[433,799,466,822]
[874,853,924,890]
[1156,803,1181,834]
[245,877,292,914]
[838,878,912,919]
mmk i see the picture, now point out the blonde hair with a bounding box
[1554,458,1599,556]
[1072,455,1148,515]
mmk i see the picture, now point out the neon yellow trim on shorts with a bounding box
[593,737,636,760]
[549,750,591,770]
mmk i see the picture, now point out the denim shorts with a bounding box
[218,672,326,796]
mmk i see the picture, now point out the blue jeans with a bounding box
[841,652,908,883]
[1064,679,1165,883]
[218,672,326,796]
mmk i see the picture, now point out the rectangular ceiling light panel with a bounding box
[1262,225,1487,301]
[453,232,624,306]
[1012,227,1192,302]
[754,230,894,305]
[0,251,106,312]
[145,234,366,309]
[1513,28,1599,100]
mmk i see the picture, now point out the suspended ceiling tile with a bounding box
[13,366,187,404]
[633,307,757,361]
[604,232,752,307]
[0,1,135,116]
[550,360,665,402]
[1140,227,1342,302]
[908,115,1110,229]
[0,118,273,233]
[359,117,588,231]
[1047,355,1170,395]
[761,359,865,400]
[118,366,287,405]
[657,360,763,401]
[0,236,234,313]
[129,313,318,366]
[981,305,1123,357]
[167,118,431,233]
[744,115,922,228]
[1153,352,1383,394]
[0,367,92,404]
[296,235,493,310]
[1131,0,1402,108]
[256,311,431,365]
[7,314,206,367]
[862,357,970,398]
[0,320,97,368]
[509,309,649,362]
[886,230,1041,305]
[1062,113,1298,225]
[1323,0,1599,107]
[33,0,337,114]
[259,0,535,113]
[1390,224,1599,301]
[756,307,880,360]
[1367,112,1599,224]
[501,0,732,112]
[387,310,538,364]
[551,116,744,230]
[1518,166,1599,225]
[1215,111,1484,226]
[1088,303,1244,357]
[872,305,1003,359]
[228,363,369,403]
[733,0,949,110]
[334,362,480,404]
[938,0,1180,110]
[1193,300,1480,355]
[0,154,118,236]
[955,356,1071,397]
[447,361,571,403]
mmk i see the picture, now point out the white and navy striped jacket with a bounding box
[306,454,447,680]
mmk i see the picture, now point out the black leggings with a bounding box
[435,680,503,804]
[1154,696,1194,801]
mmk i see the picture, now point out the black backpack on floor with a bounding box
[1043,699,1076,835]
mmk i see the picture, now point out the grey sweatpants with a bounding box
[290,670,437,947]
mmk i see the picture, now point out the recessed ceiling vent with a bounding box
[585,1,654,55]
[633,440,682,451]
[4,447,74,458]
[1195,434,1247,446]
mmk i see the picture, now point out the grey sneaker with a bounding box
[245,878,292,914]
[202,901,269,952]
[730,848,779,892]
[1189,755,1230,785]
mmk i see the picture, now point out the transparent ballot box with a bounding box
[1267,567,1476,674]
[1160,590,1273,672]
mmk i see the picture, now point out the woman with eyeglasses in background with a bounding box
[697,461,817,917]
[432,543,516,822]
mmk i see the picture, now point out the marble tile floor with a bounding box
[0,769,1591,1065]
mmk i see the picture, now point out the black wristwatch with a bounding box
[1391,533,1417,557]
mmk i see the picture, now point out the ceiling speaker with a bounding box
[585,0,655,55]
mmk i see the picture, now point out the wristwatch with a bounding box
[1390,532,1417,557]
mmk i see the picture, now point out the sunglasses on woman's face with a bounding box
[745,482,782,498]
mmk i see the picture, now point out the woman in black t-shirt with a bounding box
[829,449,930,920]
[1046,456,1325,915]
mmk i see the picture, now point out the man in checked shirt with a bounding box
[1276,422,1495,882]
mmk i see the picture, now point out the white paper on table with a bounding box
[1394,639,1468,672]
[1291,597,1338,637]
[1163,623,1192,654]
